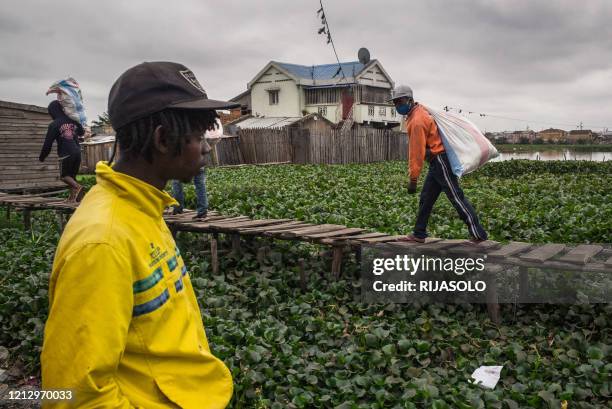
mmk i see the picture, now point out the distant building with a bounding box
[229,89,251,116]
[232,57,399,128]
[217,109,242,125]
[597,129,612,144]
[0,100,64,191]
[509,130,536,144]
[567,130,593,144]
[226,113,334,134]
[537,128,567,143]
[91,124,115,136]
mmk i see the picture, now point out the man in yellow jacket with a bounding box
[41,62,239,408]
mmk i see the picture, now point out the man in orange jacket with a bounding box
[391,85,488,243]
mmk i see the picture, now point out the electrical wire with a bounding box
[443,106,609,130]
[317,0,347,81]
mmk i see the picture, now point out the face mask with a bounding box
[395,102,413,116]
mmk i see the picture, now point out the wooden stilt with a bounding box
[5,205,10,221]
[332,246,344,280]
[298,258,307,292]
[23,208,31,230]
[485,265,502,324]
[55,210,65,232]
[519,267,529,303]
[257,246,266,265]
[231,234,241,255]
[353,245,362,279]
[211,233,219,275]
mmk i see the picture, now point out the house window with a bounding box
[318,106,327,116]
[268,90,279,105]
[379,107,386,117]
[358,85,393,104]
[390,108,396,117]
[305,88,342,105]
[368,105,374,116]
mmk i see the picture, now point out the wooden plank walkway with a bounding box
[1,192,610,275]
[1,191,611,324]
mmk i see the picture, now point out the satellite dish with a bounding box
[205,118,223,147]
[358,48,370,64]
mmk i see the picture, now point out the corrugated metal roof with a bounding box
[276,61,365,81]
[82,134,115,145]
[234,116,305,129]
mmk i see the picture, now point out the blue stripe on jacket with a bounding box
[133,289,170,317]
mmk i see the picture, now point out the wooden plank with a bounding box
[321,232,389,244]
[169,216,249,229]
[331,232,387,240]
[520,244,566,262]
[358,235,409,244]
[239,221,310,235]
[319,232,388,244]
[487,242,532,258]
[384,237,443,249]
[558,245,604,264]
[165,215,227,224]
[303,227,365,239]
[279,224,347,238]
[447,240,502,254]
[417,239,470,252]
[605,256,612,267]
[207,218,291,230]
[196,216,250,224]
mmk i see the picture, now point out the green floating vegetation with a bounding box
[1,160,608,408]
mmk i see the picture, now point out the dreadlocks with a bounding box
[110,109,218,163]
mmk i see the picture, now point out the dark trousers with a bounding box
[414,153,488,240]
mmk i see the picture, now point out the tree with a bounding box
[91,112,110,127]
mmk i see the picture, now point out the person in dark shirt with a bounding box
[39,100,85,202]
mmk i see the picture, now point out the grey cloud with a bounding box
[0,0,610,130]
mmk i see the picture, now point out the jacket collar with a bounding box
[95,161,178,218]
[406,102,420,120]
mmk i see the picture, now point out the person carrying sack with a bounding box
[39,100,85,202]
[391,85,488,244]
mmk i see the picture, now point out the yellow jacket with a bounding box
[41,162,233,408]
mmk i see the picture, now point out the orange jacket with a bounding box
[405,104,445,181]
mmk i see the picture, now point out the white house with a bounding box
[236,59,399,127]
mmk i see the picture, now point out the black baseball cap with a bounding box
[108,61,239,130]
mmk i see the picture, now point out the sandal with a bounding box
[397,234,425,243]
[74,186,85,202]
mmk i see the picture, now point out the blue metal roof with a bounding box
[275,61,365,80]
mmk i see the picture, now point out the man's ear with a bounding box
[152,125,170,155]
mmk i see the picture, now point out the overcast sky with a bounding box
[1,0,610,132]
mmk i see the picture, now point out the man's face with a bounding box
[393,96,409,108]
[173,131,207,182]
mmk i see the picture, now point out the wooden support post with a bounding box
[518,267,529,303]
[5,205,10,221]
[332,246,344,280]
[211,144,220,166]
[353,245,362,279]
[257,246,266,265]
[485,265,501,325]
[55,211,65,232]
[298,258,307,292]
[23,208,32,230]
[486,287,501,325]
[231,234,241,255]
[211,233,219,275]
